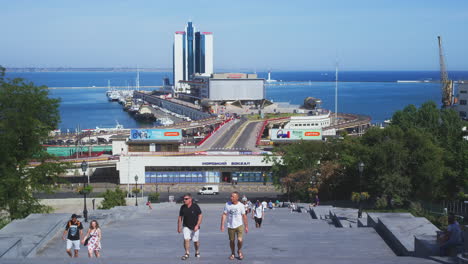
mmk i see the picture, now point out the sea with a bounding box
[4,71,468,131]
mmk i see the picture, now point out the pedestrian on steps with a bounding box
[81,220,102,258]
[178,193,203,260]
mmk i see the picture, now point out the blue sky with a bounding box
[1,0,467,70]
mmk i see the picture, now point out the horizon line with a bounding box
[4,67,468,72]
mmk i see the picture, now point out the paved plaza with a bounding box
[0,203,449,264]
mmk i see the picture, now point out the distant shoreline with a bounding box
[5,68,172,73]
[5,68,468,73]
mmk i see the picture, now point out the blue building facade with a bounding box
[195,32,206,74]
[186,22,195,80]
[174,21,213,89]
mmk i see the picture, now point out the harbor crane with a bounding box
[438,36,454,108]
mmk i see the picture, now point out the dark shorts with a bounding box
[254,217,263,226]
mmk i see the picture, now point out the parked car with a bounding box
[89,139,97,144]
[108,155,120,160]
[47,140,57,145]
[197,185,219,195]
[97,137,108,144]
[57,139,65,145]
[66,139,75,145]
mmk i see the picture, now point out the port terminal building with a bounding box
[178,72,267,114]
[112,129,273,185]
[117,155,273,185]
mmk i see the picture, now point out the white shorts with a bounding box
[183,227,199,242]
[66,239,80,250]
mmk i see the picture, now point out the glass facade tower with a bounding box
[186,22,195,81]
[195,32,206,74]
[173,21,213,92]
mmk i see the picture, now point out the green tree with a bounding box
[390,101,468,200]
[265,100,466,203]
[0,66,66,219]
[99,188,127,209]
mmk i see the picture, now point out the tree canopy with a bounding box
[266,101,468,203]
[0,66,66,219]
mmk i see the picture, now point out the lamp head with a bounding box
[358,161,365,173]
[134,175,138,182]
[81,161,88,173]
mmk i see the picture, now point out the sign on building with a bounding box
[130,129,182,141]
[270,129,322,141]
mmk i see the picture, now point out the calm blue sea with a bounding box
[5,71,468,130]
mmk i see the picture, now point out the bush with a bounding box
[99,188,127,209]
[351,192,370,203]
[375,196,388,209]
[148,192,160,203]
[409,201,423,214]
[0,218,10,230]
[391,195,404,208]
[76,185,93,195]
[409,201,448,229]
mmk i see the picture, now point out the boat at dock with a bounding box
[127,104,140,115]
[134,105,156,122]
[156,117,174,126]
[108,91,119,101]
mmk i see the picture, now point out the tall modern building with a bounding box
[173,21,213,93]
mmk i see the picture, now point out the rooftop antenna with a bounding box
[335,61,338,126]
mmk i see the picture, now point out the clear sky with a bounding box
[1,0,467,71]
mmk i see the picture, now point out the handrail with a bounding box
[255,117,290,146]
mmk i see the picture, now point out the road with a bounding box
[34,191,283,203]
[232,121,262,150]
[209,118,247,150]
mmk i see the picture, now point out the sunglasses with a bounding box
[184,198,191,200]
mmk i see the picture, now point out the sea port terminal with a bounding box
[39,17,375,191]
[37,24,468,190]
[2,16,468,264]
[44,75,371,191]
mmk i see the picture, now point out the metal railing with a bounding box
[419,200,468,222]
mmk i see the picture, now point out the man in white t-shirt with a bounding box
[252,200,265,228]
[221,191,249,260]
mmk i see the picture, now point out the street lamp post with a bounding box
[358,161,365,218]
[310,160,320,195]
[81,161,88,222]
[134,175,138,206]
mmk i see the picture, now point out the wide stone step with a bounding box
[2,255,444,264]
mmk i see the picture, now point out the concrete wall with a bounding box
[112,140,128,155]
[209,79,264,100]
[39,198,147,213]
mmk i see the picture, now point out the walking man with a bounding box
[252,200,265,228]
[178,193,202,260]
[221,191,249,260]
[62,214,83,258]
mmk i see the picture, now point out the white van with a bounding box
[198,185,219,195]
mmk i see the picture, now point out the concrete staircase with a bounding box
[0,203,451,263]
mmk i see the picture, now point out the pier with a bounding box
[133,91,212,121]
[47,85,163,90]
